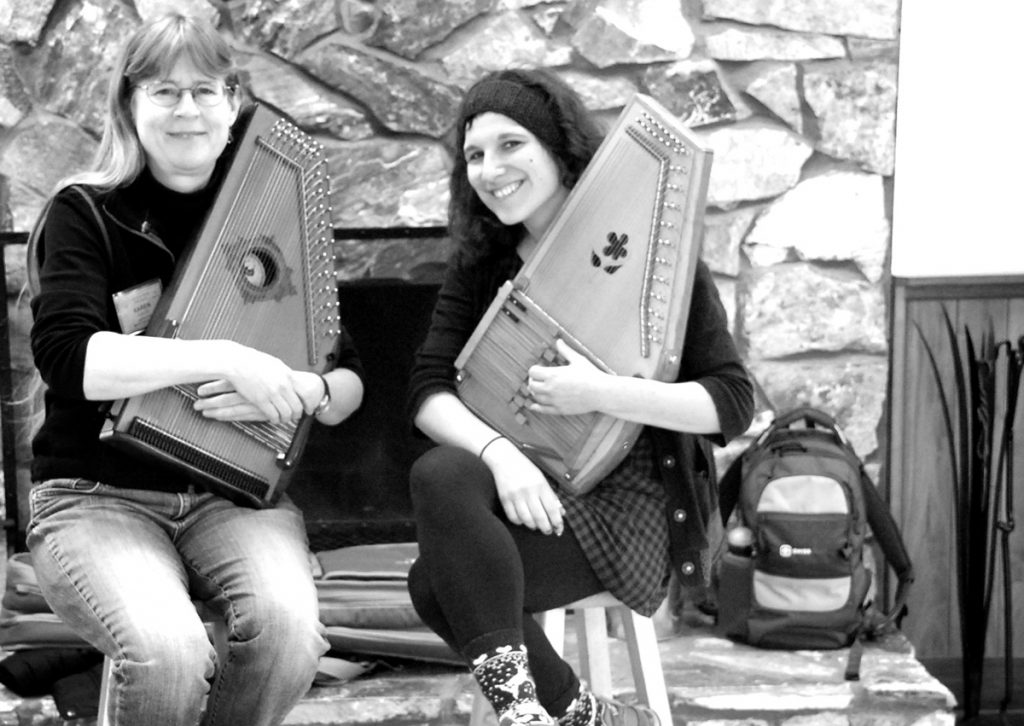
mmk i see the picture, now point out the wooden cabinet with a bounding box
[886,275,1024,658]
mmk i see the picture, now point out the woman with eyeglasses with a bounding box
[25,13,364,726]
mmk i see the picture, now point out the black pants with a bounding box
[408,445,605,716]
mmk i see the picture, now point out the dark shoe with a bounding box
[595,696,660,726]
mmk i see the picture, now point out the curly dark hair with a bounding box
[446,69,605,264]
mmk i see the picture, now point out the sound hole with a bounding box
[242,248,278,289]
[223,234,296,304]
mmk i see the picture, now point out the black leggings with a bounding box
[408,445,605,715]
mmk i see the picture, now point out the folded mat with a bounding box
[0,544,459,665]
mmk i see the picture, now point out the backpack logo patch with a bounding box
[778,544,812,557]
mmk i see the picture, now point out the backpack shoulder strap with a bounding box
[718,453,744,527]
[843,470,914,681]
[860,467,915,630]
[27,185,111,298]
[25,198,54,298]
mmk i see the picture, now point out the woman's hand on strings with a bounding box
[194,346,305,423]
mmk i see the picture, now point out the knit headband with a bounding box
[460,78,564,152]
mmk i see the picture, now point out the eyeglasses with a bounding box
[136,81,233,108]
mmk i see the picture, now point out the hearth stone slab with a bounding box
[0,627,955,725]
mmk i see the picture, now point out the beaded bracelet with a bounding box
[312,373,331,416]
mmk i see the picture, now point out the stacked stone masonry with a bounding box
[1,0,898,465]
[0,1,925,720]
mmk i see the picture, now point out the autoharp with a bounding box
[454,94,712,495]
[100,104,340,507]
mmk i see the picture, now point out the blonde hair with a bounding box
[22,15,244,438]
[58,12,242,192]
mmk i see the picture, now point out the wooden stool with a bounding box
[469,592,671,726]
[96,603,228,726]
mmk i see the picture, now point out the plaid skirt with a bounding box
[558,430,670,617]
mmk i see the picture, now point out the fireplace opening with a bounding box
[288,278,441,552]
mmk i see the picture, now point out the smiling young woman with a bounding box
[405,69,754,726]
[462,111,569,243]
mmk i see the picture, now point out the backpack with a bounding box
[714,406,914,680]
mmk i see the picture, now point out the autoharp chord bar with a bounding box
[456,291,594,457]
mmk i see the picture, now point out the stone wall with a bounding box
[0,0,899,494]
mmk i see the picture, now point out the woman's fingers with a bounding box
[196,379,234,397]
[503,489,564,536]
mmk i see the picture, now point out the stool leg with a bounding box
[619,607,672,726]
[469,683,494,726]
[97,655,114,726]
[536,608,566,658]
[577,607,613,697]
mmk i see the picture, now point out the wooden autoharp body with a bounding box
[454,94,712,495]
[101,104,340,507]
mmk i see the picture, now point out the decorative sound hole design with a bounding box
[590,231,629,274]
[223,234,297,304]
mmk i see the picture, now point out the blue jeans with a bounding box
[26,479,328,726]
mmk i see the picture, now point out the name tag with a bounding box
[112,279,162,334]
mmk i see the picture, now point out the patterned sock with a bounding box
[556,686,597,726]
[471,644,551,724]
